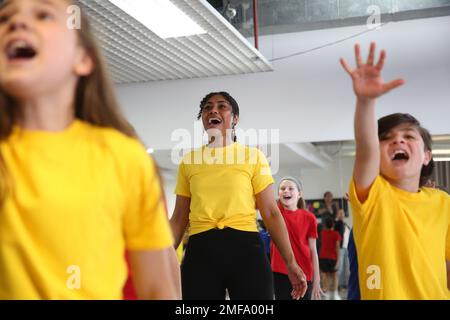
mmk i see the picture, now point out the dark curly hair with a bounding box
[378,113,434,188]
[197,92,239,120]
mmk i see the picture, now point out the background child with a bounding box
[0,0,179,299]
[257,219,272,262]
[341,42,450,299]
[318,217,341,300]
[271,177,322,300]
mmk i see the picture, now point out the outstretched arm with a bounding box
[340,43,405,203]
[256,185,308,300]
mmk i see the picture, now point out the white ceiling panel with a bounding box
[77,0,273,83]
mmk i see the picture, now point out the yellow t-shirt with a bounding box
[349,175,450,300]
[175,143,274,236]
[0,120,173,299]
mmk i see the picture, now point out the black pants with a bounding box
[273,272,313,300]
[181,228,274,300]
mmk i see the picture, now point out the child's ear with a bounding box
[423,150,432,165]
[73,48,94,76]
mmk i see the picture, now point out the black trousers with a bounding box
[273,272,313,300]
[181,228,274,300]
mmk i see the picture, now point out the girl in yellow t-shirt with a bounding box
[170,91,307,300]
[0,0,178,299]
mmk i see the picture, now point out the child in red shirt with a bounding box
[271,177,322,300]
[319,217,342,300]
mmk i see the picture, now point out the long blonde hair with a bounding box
[0,2,136,203]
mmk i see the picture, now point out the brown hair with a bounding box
[0,1,137,203]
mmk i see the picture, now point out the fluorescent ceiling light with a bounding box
[433,135,450,141]
[108,0,206,38]
[342,150,450,158]
[434,157,450,162]
[432,149,450,155]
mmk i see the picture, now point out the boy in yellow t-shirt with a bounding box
[341,43,450,299]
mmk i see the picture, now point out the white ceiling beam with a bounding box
[283,142,332,169]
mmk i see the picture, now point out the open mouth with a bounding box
[5,39,37,61]
[208,118,222,125]
[282,195,292,200]
[391,149,410,162]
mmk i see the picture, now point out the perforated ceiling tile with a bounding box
[77,0,273,84]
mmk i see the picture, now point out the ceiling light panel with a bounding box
[76,0,273,83]
[108,0,206,39]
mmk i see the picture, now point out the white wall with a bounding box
[144,16,450,227]
[292,157,354,200]
[117,16,450,151]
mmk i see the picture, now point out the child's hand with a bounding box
[311,280,324,300]
[340,42,405,101]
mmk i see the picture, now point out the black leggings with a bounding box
[273,272,313,300]
[181,228,274,300]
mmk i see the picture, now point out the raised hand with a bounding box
[340,42,405,100]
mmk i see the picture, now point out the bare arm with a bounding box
[353,91,379,202]
[308,238,323,300]
[168,246,182,298]
[335,240,341,270]
[129,248,181,299]
[256,185,307,299]
[170,195,190,249]
[340,43,405,203]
